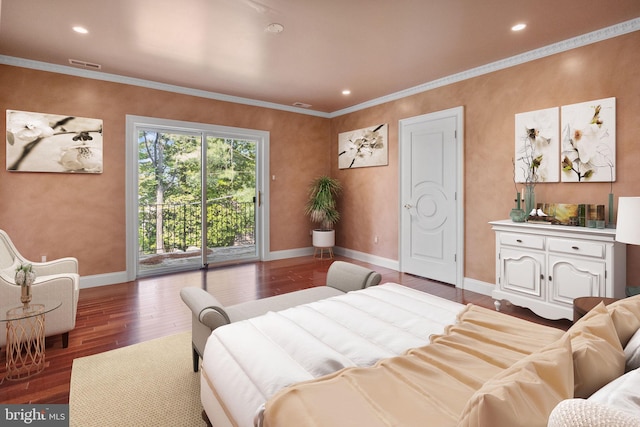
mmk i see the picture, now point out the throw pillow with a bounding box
[589,368,640,417]
[607,294,640,348]
[457,334,573,427]
[624,328,640,372]
[567,302,625,398]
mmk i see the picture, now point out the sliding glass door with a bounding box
[128,116,268,278]
[204,136,257,265]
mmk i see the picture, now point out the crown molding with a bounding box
[0,55,331,118]
[329,17,640,118]
[1,18,638,119]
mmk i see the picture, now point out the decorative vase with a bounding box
[21,283,32,306]
[312,229,335,248]
[524,185,536,218]
[510,208,526,222]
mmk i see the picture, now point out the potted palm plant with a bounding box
[305,175,342,250]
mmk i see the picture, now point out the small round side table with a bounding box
[573,296,619,323]
[1,300,61,381]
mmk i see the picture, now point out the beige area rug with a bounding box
[70,332,204,426]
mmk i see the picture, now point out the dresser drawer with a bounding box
[548,238,605,259]
[499,232,545,250]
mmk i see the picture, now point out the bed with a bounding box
[200,284,640,427]
[199,283,465,427]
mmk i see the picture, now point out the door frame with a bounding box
[125,115,270,280]
[398,106,464,288]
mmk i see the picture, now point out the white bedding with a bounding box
[200,283,466,427]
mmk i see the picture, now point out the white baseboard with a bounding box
[267,247,314,260]
[461,277,495,297]
[333,247,399,271]
[79,271,129,289]
[80,251,496,298]
[336,248,496,298]
[266,246,399,271]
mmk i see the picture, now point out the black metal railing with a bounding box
[139,197,255,255]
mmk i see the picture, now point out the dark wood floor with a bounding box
[0,255,572,404]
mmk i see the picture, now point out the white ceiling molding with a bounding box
[329,17,640,118]
[1,18,638,119]
[0,54,330,118]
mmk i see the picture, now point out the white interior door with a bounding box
[400,107,463,286]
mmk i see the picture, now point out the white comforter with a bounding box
[200,283,466,427]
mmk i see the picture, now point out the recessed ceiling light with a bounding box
[73,26,89,34]
[265,23,284,34]
[342,90,351,95]
[511,23,526,32]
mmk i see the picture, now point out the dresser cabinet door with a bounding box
[500,248,545,300]
[548,255,606,306]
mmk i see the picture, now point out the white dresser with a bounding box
[490,220,627,320]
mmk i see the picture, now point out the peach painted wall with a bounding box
[0,65,329,276]
[1,30,639,287]
[331,30,640,285]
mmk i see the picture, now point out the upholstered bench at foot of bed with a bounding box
[180,261,382,372]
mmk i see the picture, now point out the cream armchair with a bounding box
[0,230,79,348]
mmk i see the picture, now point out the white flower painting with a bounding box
[338,124,388,169]
[6,109,103,173]
[514,107,560,183]
[560,97,615,182]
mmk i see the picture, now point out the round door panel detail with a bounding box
[415,188,448,229]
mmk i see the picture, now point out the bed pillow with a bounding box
[624,328,640,372]
[457,334,573,427]
[607,294,640,348]
[567,302,625,398]
[589,368,640,417]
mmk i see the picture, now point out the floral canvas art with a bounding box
[338,124,388,169]
[6,109,103,173]
[514,107,560,183]
[560,97,615,182]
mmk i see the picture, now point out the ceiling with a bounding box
[1,0,639,114]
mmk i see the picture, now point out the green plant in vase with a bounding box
[305,176,342,230]
[305,176,342,252]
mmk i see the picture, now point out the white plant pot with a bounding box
[312,229,335,248]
